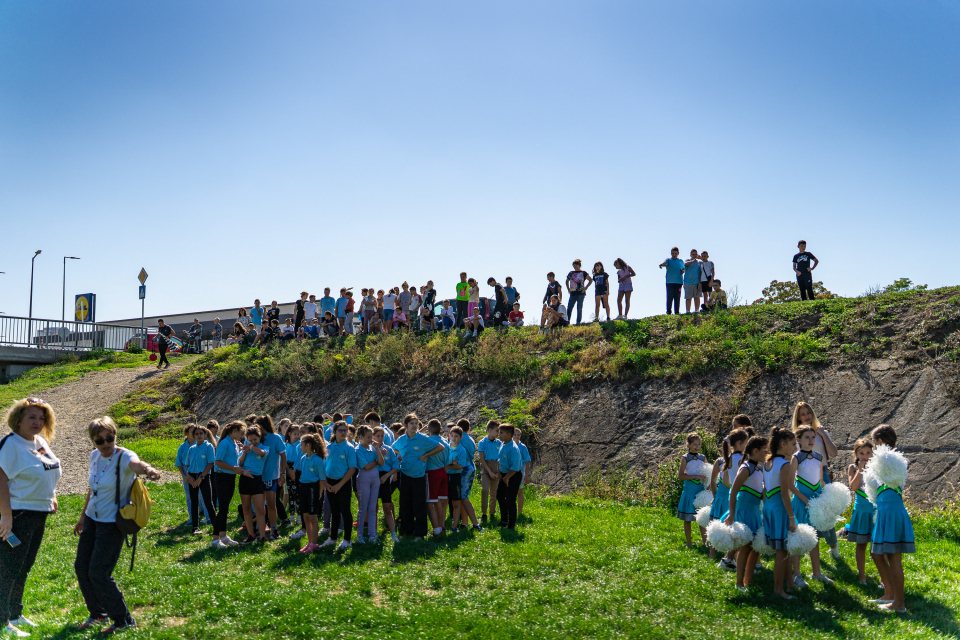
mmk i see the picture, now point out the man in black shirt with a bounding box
[156,319,174,369]
[487,277,510,327]
[792,240,819,301]
[294,292,308,330]
[542,272,563,305]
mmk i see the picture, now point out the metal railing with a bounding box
[0,316,143,351]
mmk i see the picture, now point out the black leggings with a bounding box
[496,472,522,529]
[213,473,236,534]
[797,275,815,301]
[326,478,353,541]
[188,473,217,531]
[158,342,169,366]
[0,510,47,622]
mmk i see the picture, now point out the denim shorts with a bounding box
[383,309,395,321]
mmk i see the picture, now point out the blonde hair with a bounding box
[791,402,821,431]
[6,397,56,442]
[87,416,118,442]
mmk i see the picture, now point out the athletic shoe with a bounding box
[269,531,280,541]
[240,535,257,545]
[812,573,835,585]
[319,527,330,536]
[8,618,35,629]
[472,525,484,532]
[100,618,137,634]
[210,538,226,549]
[391,533,400,543]
[480,515,487,523]
[192,528,202,535]
[877,605,907,613]
[793,575,809,589]
[255,537,267,544]
[203,518,211,526]
[220,536,239,547]
[355,535,365,544]
[319,538,336,548]
[868,598,894,604]
[2,623,29,638]
[77,616,109,630]
[338,540,352,550]
[290,529,306,540]
[368,535,379,544]
[432,527,443,536]
[718,559,736,571]
[448,527,458,534]
[179,520,192,527]
[830,546,841,560]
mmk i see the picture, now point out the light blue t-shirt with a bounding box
[447,444,470,472]
[393,432,441,478]
[477,436,502,467]
[215,438,240,474]
[285,442,300,468]
[299,453,327,484]
[260,432,286,482]
[381,425,396,446]
[497,439,523,474]
[325,440,358,479]
[460,433,477,469]
[377,446,399,473]
[174,439,191,470]
[683,259,701,284]
[664,258,685,285]
[504,286,518,305]
[335,297,348,318]
[186,441,216,474]
[241,445,266,476]
[518,442,531,466]
[319,296,336,317]
[355,443,380,470]
[250,306,264,325]
[425,435,449,471]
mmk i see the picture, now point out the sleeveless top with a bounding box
[794,450,823,491]
[684,452,706,484]
[763,456,789,499]
[737,459,764,497]
[725,452,743,487]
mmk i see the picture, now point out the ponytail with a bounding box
[722,428,749,470]
[767,427,797,462]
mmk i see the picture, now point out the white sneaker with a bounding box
[813,573,835,585]
[794,575,809,589]
[433,527,443,535]
[290,529,306,540]
[2,623,29,638]
[319,527,330,536]
[221,536,239,547]
[8,618,35,629]
[210,538,226,549]
[318,538,336,548]
[718,559,736,571]
[338,540,352,550]
[830,546,841,560]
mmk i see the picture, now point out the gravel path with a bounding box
[3,363,187,495]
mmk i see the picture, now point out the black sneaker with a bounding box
[100,617,136,634]
[480,514,487,523]
[240,535,257,545]
[472,525,484,532]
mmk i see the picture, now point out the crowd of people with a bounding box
[678,403,914,614]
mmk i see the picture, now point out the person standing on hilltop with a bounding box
[614,258,635,320]
[319,288,336,319]
[543,272,563,306]
[294,292,308,331]
[699,251,715,307]
[266,300,281,326]
[455,273,470,329]
[565,260,593,325]
[659,247,685,315]
[156,319,174,369]
[683,250,702,314]
[250,299,265,330]
[793,240,819,301]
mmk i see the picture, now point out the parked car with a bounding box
[125,331,182,354]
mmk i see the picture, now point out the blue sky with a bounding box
[1,1,958,322]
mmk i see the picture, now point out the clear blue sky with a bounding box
[2,1,958,322]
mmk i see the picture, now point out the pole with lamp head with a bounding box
[29,250,41,347]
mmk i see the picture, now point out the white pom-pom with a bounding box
[787,523,819,556]
[807,483,853,532]
[752,530,776,557]
[693,490,714,510]
[702,463,715,484]
[706,520,738,553]
[865,444,908,490]
[685,460,706,478]
[864,471,880,505]
[730,522,754,549]
[696,505,713,529]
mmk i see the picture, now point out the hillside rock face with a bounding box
[190,358,959,504]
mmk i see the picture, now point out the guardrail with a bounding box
[0,316,144,351]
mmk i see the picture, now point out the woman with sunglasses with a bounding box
[73,417,160,634]
[0,398,62,638]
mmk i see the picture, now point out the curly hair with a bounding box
[5,397,56,442]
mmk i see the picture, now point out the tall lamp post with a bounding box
[62,256,80,322]
[28,250,41,347]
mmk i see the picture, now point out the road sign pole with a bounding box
[138,268,149,350]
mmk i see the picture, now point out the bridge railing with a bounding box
[0,316,144,351]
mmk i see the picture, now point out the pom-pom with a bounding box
[807,483,852,532]
[693,489,714,510]
[787,523,819,556]
[707,520,753,553]
[696,505,713,529]
[752,530,776,557]
[864,471,880,505]
[701,463,715,484]
[685,459,707,479]
[865,444,908,490]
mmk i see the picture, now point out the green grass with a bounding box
[0,350,158,410]
[21,483,960,639]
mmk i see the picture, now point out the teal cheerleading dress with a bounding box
[871,484,915,554]
[676,452,706,522]
[734,460,764,534]
[711,481,731,521]
[791,450,824,536]
[762,456,791,550]
[846,486,876,544]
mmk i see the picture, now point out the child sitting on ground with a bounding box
[507,303,524,328]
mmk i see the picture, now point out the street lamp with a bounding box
[28,250,41,347]
[62,256,80,322]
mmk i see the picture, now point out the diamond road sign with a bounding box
[138,268,148,285]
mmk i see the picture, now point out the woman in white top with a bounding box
[0,398,62,637]
[73,418,159,634]
[791,401,840,557]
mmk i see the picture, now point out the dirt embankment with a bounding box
[187,357,960,505]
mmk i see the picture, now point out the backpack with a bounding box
[114,448,154,570]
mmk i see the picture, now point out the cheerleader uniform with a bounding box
[709,457,730,522]
[676,452,706,522]
[791,450,824,534]
[846,477,876,545]
[762,456,791,550]
[734,459,764,534]
[871,483,915,555]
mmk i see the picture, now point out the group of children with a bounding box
[175,412,533,553]
[677,405,915,613]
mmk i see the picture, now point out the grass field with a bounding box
[20,483,960,640]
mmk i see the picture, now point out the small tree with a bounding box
[884,278,927,294]
[753,280,836,305]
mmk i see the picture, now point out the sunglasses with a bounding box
[25,397,47,406]
[337,428,348,433]
[94,434,116,446]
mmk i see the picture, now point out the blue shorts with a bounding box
[263,479,278,492]
[383,309,395,321]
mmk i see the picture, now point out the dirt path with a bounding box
[25,363,187,494]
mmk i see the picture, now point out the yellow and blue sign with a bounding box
[75,293,96,323]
